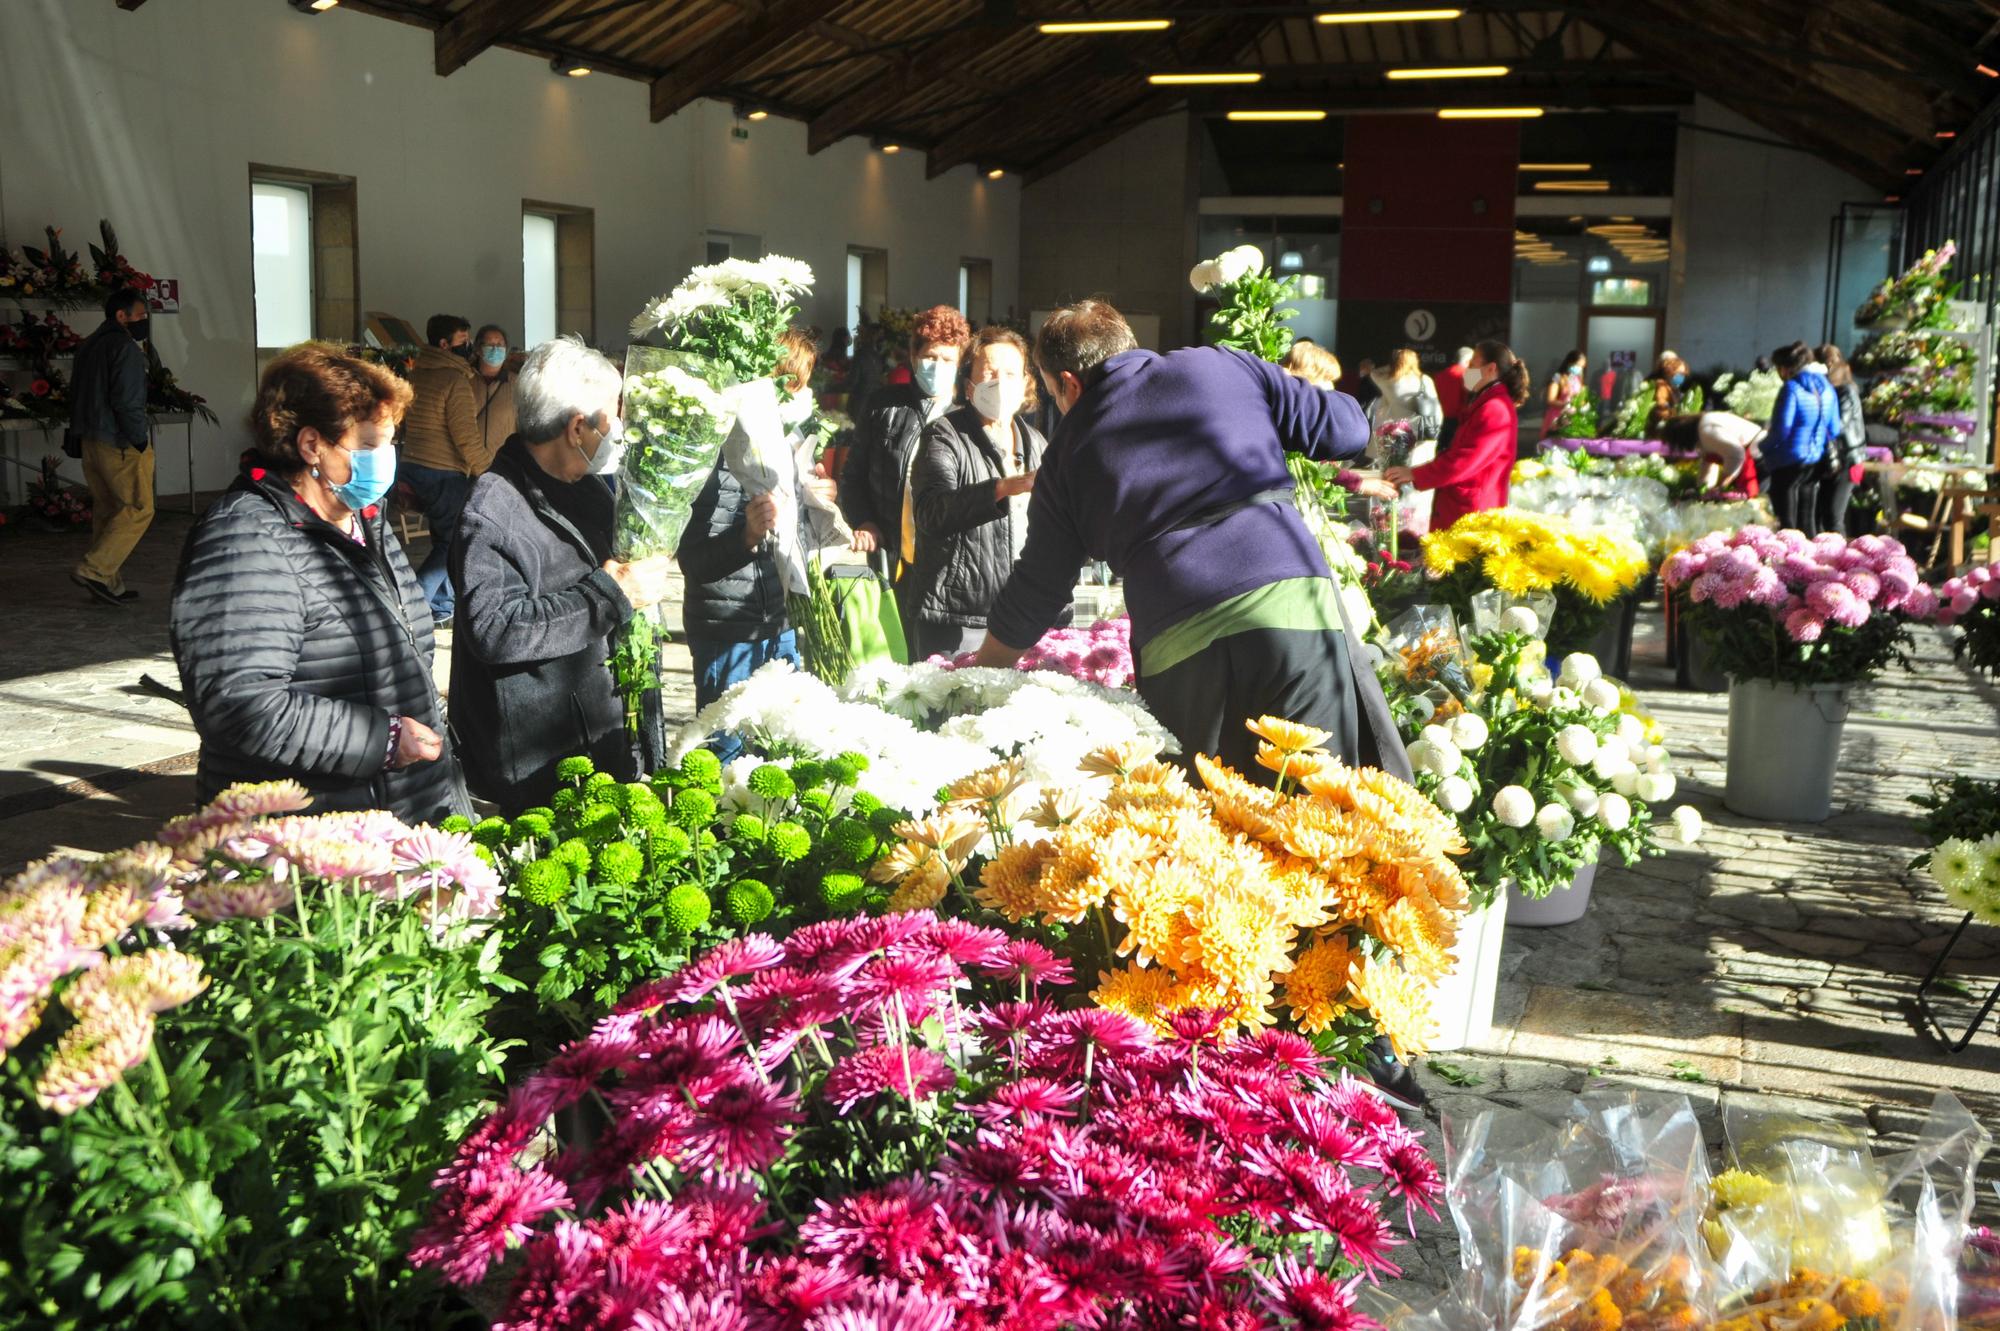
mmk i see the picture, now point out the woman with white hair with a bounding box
[447,335,676,809]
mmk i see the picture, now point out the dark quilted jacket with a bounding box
[169,472,469,824]
[675,458,806,643]
[903,405,1048,628]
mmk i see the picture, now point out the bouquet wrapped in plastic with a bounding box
[1441,1091,1717,1331]
[1703,1091,1989,1331]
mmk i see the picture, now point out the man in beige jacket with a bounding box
[401,313,481,625]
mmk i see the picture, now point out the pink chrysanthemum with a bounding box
[849,950,957,1027]
[669,934,788,1003]
[183,877,296,922]
[977,938,1073,990]
[802,1286,956,1331]
[1035,1009,1153,1076]
[825,1045,956,1113]
[970,1076,1083,1124]
[677,1069,799,1175]
[1256,1257,1371,1331]
[740,1256,861,1325]
[1784,608,1826,643]
[409,1161,572,1286]
[917,917,1008,968]
[633,1290,751,1331]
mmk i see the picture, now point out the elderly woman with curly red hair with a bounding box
[838,303,971,567]
[169,343,469,823]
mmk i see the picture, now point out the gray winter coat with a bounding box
[169,473,469,824]
[904,405,1048,628]
[69,318,148,449]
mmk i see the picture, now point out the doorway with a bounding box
[1582,309,1664,410]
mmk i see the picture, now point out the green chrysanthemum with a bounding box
[747,764,796,803]
[518,858,572,907]
[848,790,884,818]
[680,749,723,787]
[826,818,879,864]
[555,756,596,783]
[723,878,776,926]
[796,790,834,819]
[512,811,554,843]
[662,883,712,934]
[789,759,826,791]
[551,838,593,878]
[470,816,510,850]
[818,872,865,912]
[627,799,669,835]
[730,814,768,847]
[576,803,622,845]
[595,841,644,888]
[650,824,693,864]
[768,821,812,864]
[439,814,473,835]
[474,844,497,869]
[868,806,905,838]
[672,788,718,830]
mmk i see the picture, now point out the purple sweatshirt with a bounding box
[987,346,1370,651]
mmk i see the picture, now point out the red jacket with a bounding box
[1412,381,1516,532]
[1437,363,1467,423]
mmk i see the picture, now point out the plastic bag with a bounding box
[721,376,807,594]
[1386,605,1477,708]
[1471,588,1559,641]
[1705,1091,1989,1331]
[615,345,734,565]
[1442,1090,1715,1331]
[1961,1185,2000,1331]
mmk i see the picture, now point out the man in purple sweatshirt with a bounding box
[973,299,1399,779]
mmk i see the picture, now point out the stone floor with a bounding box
[4,510,1999,1293]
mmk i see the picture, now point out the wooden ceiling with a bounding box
[255,0,2000,190]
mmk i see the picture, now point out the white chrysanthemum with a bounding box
[1500,605,1541,636]
[1550,686,1580,711]
[1188,260,1223,292]
[1559,653,1602,686]
[1527,679,1555,707]
[1555,724,1598,767]
[1563,783,1600,818]
[1597,792,1632,832]
[1492,785,1536,828]
[1406,739,1456,779]
[1635,772,1677,804]
[1216,244,1265,284]
[1611,768,1642,797]
[1436,775,1475,814]
[1930,838,1981,895]
[1594,736,1629,768]
[1446,713,1489,752]
[1536,802,1576,841]
[1410,694,1437,723]
[1669,805,1704,846]
[1644,745,1671,773]
[1582,678,1623,713]
[1616,713,1648,748]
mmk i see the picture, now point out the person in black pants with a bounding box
[1816,343,1867,537]
[1761,341,1839,534]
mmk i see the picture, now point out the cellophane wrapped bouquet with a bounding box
[411,913,1447,1329]
[1509,456,1677,562]
[1702,1091,1988,1331]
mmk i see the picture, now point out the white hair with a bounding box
[515,335,622,442]
[1456,346,1475,366]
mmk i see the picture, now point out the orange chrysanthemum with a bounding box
[1283,933,1354,1033]
[1349,954,1438,1062]
[1246,715,1331,754]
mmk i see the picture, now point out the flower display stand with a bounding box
[1915,911,2000,1053]
[1430,893,1509,1051]
[1508,858,1599,928]
[1725,678,1851,822]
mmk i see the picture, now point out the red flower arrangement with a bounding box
[412,912,1443,1328]
[88,219,155,294]
[27,455,90,527]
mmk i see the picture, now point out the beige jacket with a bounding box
[401,345,482,474]
[470,372,517,473]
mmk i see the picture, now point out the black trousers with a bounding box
[1765,464,1821,536]
[1817,466,1856,538]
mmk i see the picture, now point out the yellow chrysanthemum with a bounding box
[974,841,1057,920]
[1349,954,1437,1062]
[886,860,949,912]
[1245,716,1331,755]
[1079,740,1165,779]
[1093,963,1181,1032]
[870,839,940,886]
[1283,933,1354,1033]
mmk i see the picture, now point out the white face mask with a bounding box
[971,378,1023,422]
[578,412,624,476]
[1463,365,1488,394]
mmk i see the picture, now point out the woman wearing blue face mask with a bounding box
[470,323,518,471]
[169,344,469,823]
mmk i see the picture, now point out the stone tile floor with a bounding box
[4,509,1999,1292]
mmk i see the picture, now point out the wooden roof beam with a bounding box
[114,0,150,9]
[435,0,548,77]
[806,23,998,153]
[650,0,827,122]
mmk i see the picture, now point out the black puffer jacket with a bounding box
[904,406,1048,628]
[838,382,935,540]
[169,473,468,823]
[448,437,639,810]
[676,458,807,642]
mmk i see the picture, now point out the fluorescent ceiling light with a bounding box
[747,109,769,121]
[1149,72,1263,84]
[1534,179,1610,191]
[1226,109,1328,121]
[1039,19,1172,33]
[1519,162,1591,171]
[1319,8,1464,22]
[986,167,1005,179]
[1387,65,1509,79]
[1439,106,1543,119]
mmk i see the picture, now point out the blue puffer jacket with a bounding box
[1763,368,1841,469]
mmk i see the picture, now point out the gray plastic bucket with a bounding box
[1724,677,1850,823]
[1507,858,1598,927]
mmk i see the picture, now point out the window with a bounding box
[705,230,761,265]
[847,246,888,335]
[251,182,313,348]
[522,213,557,347]
[524,202,596,344]
[959,258,993,325]
[250,166,359,353]
[1590,277,1654,307]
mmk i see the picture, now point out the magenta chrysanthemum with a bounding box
[409,1162,571,1286]
[977,938,1073,989]
[677,1070,798,1175]
[669,934,787,1003]
[825,1045,955,1113]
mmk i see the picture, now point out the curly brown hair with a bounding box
[910,304,971,358]
[250,343,414,476]
[775,327,818,395]
[968,325,1039,411]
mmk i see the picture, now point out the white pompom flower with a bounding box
[1492,785,1537,828]
[1669,805,1704,846]
[1556,724,1598,767]
[1612,768,1642,797]
[1560,652,1603,686]
[1582,678,1623,713]
[1416,738,1462,777]
[1616,713,1648,748]
[1636,771,1678,804]
[1597,791,1632,832]
[1594,736,1629,768]
[1536,802,1577,841]
[1216,245,1265,284]
[1500,605,1541,635]
[1188,260,1223,292]
[1550,686,1580,710]
[1563,783,1601,818]
[1437,775,1475,814]
[1411,694,1437,723]
[1446,712,1490,752]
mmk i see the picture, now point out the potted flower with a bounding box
[1662,527,1936,822]
[1938,564,2000,679]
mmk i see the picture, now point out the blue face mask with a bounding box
[1670,372,1686,387]
[480,345,507,368]
[333,443,397,512]
[912,357,952,398]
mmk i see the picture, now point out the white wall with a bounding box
[1668,96,1872,374]
[0,0,1019,495]
[1020,112,1196,348]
